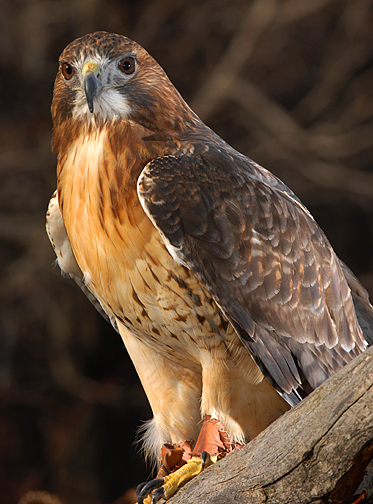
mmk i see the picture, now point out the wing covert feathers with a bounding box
[138,151,368,400]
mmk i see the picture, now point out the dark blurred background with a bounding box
[1,0,373,503]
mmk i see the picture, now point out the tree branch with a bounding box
[169,346,373,504]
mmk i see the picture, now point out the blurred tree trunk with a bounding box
[170,346,373,504]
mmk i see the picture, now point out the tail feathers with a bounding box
[351,293,373,346]
[341,260,373,346]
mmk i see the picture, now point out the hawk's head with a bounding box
[51,31,197,144]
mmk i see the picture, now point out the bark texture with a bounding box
[169,346,373,504]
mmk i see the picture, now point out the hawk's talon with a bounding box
[151,487,165,503]
[137,456,215,503]
[136,482,147,498]
[137,478,164,504]
[201,451,210,470]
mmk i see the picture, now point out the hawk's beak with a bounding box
[82,62,102,113]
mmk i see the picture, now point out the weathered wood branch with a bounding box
[170,346,373,504]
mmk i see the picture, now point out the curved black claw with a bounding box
[137,478,164,504]
[151,486,165,503]
[201,451,212,470]
[136,482,147,498]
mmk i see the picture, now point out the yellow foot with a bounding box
[137,453,216,503]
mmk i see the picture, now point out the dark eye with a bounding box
[61,62,74,80]
[118,57,136,75]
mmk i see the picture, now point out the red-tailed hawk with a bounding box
[46,31,373,502]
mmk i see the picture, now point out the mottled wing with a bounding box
[137,151,368,403]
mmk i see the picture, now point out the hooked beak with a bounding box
[82,62,102,113]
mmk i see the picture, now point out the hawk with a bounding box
[47,31,373,502]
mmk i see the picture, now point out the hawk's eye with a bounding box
[118,57,136,75]
[61,62,74,80]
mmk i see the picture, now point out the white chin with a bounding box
[73,88,131,122]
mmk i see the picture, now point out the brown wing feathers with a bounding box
[138,149,367,401]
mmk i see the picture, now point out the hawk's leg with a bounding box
[137,454,213,504]
[137,415,244,503]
